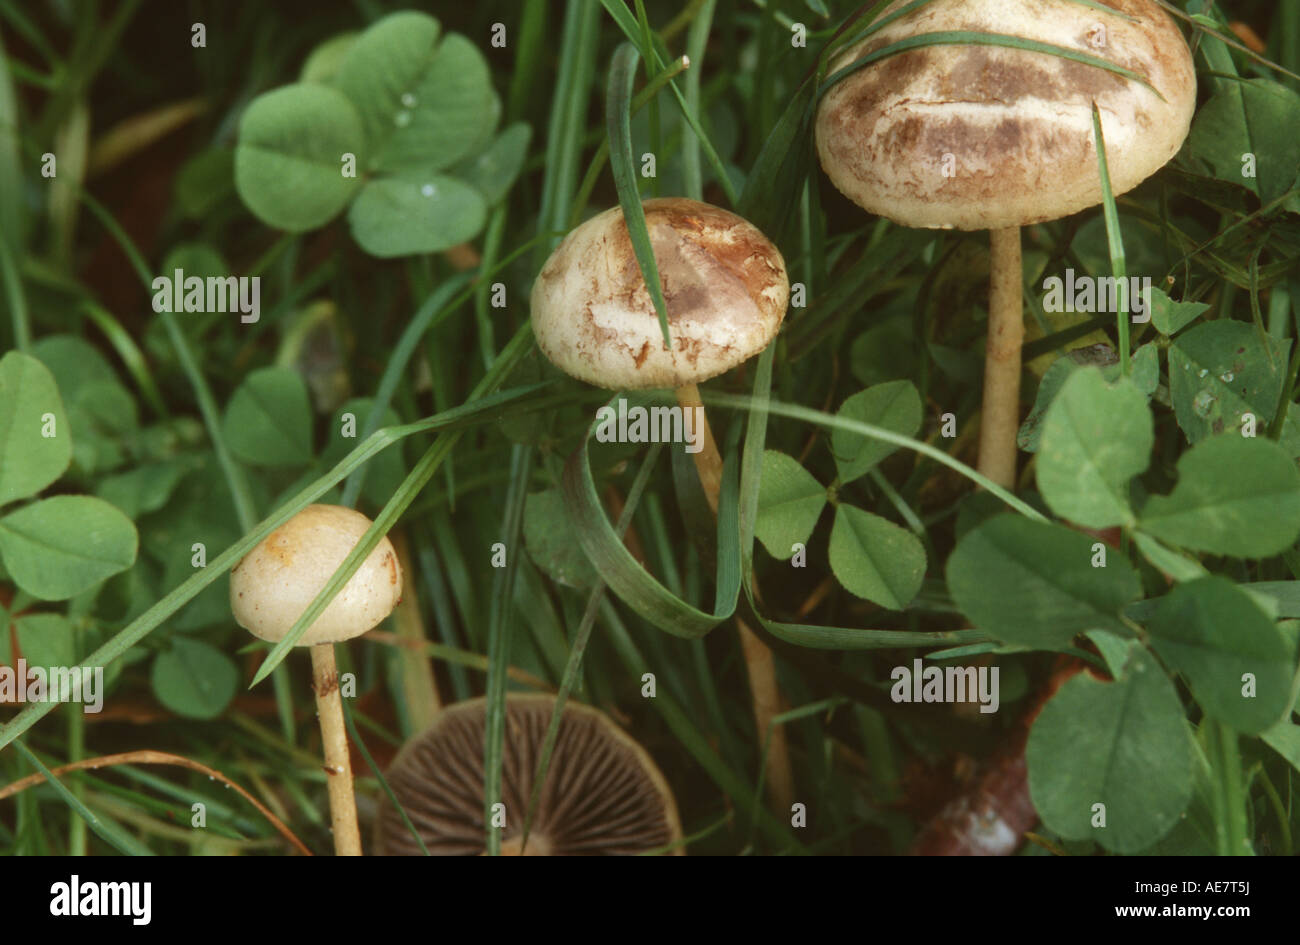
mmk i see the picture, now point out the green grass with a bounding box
[1,0,1299,859]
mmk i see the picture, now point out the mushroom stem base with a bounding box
[310,643,362,856]
[674,384,795,815]
[978,226,1024,491]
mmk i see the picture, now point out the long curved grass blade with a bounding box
[711,384,1047,521]
[822,0,933,63]
[819,31,1163,101]
[0,379,555,750]
[342,272,473,506]
[249,323,539,686]
[562,385,1003,647]
[1064,0,1138,22]
[562,396,741,638]
[607,42,671,348]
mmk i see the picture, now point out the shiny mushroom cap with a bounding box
[815,0,1197,231]
[230,503,402,646]
[530,197,789,390]
[374,694,684,855]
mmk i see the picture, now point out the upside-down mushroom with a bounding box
[374,694,683,855]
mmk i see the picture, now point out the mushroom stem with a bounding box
[673,383,796,814]
[309,643,362,856]
[977,226,1024,491]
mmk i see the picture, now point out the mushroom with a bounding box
[374,693,683,855]
[231,503,403,856]
[815,0,1196,488]
[531,196,795,810]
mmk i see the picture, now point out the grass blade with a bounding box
[820,31,1163,101]
[249,324,539,686]
[607,42,672,348]
[0,378,553,749]
[483,443,532,856]
[1091,103,1130,375]
[12,741,153,856]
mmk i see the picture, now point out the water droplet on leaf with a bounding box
[394,111,411,127]
[1192,389,1216,418]
[421,183,436,197]
[1220,372,1234,383]
[400,93,416,107]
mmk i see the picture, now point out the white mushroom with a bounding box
[231,503,403,855]
[530,198,796,813]
[815,0,1197,487]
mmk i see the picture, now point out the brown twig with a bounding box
[0,749,313,856]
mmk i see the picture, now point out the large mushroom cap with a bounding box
[375,694,684,855]
[230,503,402,646]
[815,0,1197,231]
[531,197,789,390]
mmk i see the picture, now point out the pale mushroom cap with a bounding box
[375,694,684,855]
[815,0,1197,230]
[531,197,789,389]
[230,503,402,646]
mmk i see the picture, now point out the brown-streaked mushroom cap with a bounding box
[374,694,684,855]
[230,503,402,646]
[530,197,789,390]
[815,0,1197,231]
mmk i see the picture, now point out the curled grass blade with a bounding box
[523,442,663,849]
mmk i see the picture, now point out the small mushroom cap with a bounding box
[815,0,1197,231]
[374,694,684,855]
[230,504,402,646]
[530,197,789,390]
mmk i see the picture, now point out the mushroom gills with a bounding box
[375,695,683,856]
